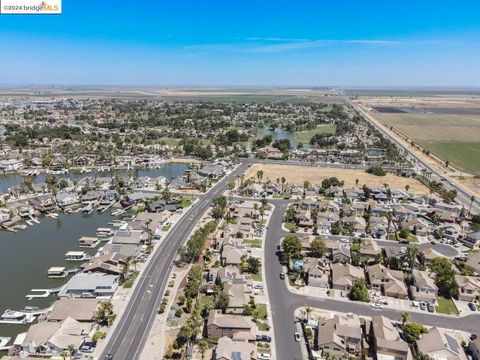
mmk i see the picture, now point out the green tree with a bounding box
[430,257,459,298]
[93,301,115,326]
[349,278,369,302]
[310,236,326,258]
[282,235,302,261]
[198,339,208,360]
[402,322,428,343]
[215,292,229,313]
[399,311,410,326]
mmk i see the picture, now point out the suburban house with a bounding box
[330,263,365,291]
[222,283,252,314]
[316,313,362,356]
[419,248,443,265]
[410,269,438,304]
[207,310,256,341]
[369,315,410,360]
[48,298,99,322]
[366,264,408,299]
[303,257,330,288]
[416,327,468,360]
[469,338,480,360]
[461,231,480,249]
[465,252,480,275]
[455,274,480,302]
[358,239,381,263]
[82,252,126,276]
[213,336,257,360]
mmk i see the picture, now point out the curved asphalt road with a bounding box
[100,162,250,360]
[265,202,480,360]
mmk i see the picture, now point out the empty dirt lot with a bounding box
[244,163,429,194]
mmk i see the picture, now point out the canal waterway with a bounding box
[0,163,187,346]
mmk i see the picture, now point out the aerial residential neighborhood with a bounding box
[1,1,480,360]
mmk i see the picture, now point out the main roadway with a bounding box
[100,161,250,360]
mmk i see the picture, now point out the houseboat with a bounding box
[64,251,92,261]
[0,310,36,324]
[47,267,67,278]
[96,227,114,238]
[78,236,100,248]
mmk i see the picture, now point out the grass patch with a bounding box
[291,125,337,143]
[284,222,298,233]
[244,239,262,248]
[251,272,262,281]
[435,297,459,315]
[273,193,291,199]
[388,234,397,241]
[180,197,193,207]
[162,224,171,231]
[199,295,215,310]
[158,138,181,146]
[254,303,268,320]
[255,320,270,331]
[122,271,139,288]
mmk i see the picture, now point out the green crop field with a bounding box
[418,141,480,175]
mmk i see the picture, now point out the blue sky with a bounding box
[0,0,479,86]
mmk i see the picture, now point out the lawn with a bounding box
[161,224,171,231]
[251,272,262,281]
[255,320,270,331]
[435,297,459,315]
[284,222,299,233]
[254,303,268,320]
[198,295,215,310]
[291,125,336,143]
[244,239,262,248]
[158,137,181,146]
[180,197,193,208]
[418,141,480,176]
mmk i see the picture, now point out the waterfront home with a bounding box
[213,336,257,360]
[111,223,148,245]
[58,273,119,298]
[102,243,141,258]
[368,315,410,360]
[21,317,93,356]
[56,192,80,208]
[83,252,126,276]
[80,190,103,205]
[206,310,256,341]
[48,298,99,322]
[417,327,468,360]
[410,269,438,304]
[316,313,362,356]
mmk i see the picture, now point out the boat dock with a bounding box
[26,287,62,300]
[0,336,11,351]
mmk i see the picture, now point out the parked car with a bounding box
[371,303,384,309]
[468,303,477,311]
[427,303,435,313]
[258,353,271,360]
[279,273,285,280]
[105,354,113,360]
[254,284,264,290]
[420,301,427,311]
[294,332,301,342]
[260,335,272,342]
[80,345,95,353]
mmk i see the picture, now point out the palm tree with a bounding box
[399,311,410,326]
[304,305,313,322]
[406,246,419,271]
[281,176,286,193]
[469,195,475,215]
[386,212,393,234]
[60,351,68,360]
[256,170,264,182]
[67,344,76,359]
[405,184,410,194]
[355,178,359,188]
[198,339,208,360]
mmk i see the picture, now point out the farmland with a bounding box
[244,163,429,194]
[373,112,480,175]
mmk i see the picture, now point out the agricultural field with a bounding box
[244,163,429,194]
[372,111,480,175]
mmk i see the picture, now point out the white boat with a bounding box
[25,220,34,226]
[0,310,36,324]
[47,212,59,219]
[30,217,40,224]
[110,209,125,216]
[80,167,92,174]
[64,251,92,261]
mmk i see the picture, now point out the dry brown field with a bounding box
[244,163,429,194]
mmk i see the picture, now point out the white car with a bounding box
[370,303,384,309]
[294,332,301,342]
[258,354,271,360]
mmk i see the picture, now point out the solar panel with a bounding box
[231,351,242,360]
[445,334,459,353]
